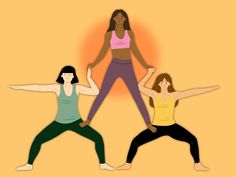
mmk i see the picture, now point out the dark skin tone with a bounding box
[80,12,156,133]
[89,12,152,67]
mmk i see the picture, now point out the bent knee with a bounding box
[131,138,140,148]
[94,134,104,143]
[189,135,198,145]
[32,136,44,146]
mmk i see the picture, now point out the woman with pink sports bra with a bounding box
[80,9,157,133]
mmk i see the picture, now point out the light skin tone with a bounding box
[116,68,219,171]
[9,67,99,96]
[138,68,219,102]
[80,12,156,132]
[9,67,114,171]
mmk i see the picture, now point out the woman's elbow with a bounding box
[94,90,99,95]
[138,84,143,91]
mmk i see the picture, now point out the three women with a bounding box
[10,9,218,171]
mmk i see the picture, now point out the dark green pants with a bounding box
[28,119,105,164]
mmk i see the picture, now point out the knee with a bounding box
[94,134,104,144]
[33,135,44,146]
[189,135,198,146]
[131,138,140,148]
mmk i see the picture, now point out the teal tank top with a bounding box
[55,84,81,124]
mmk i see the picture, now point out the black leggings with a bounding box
[126,124,200,163]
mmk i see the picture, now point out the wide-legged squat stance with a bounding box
[80,9,156,133]
[10,66,114,171]
[117,68,219,171]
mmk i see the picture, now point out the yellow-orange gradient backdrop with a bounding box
[0,1,236,177]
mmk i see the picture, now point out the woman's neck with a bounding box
[160,88,168,94]
[64,82,72,87]
[115,25,124,31]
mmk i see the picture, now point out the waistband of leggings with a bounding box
[153,123,177,127]
[112,58,132,64]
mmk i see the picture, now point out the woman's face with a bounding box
[158,78,171,90]
[113,12,126,25]
[61,73,74,83]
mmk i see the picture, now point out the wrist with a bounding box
[90,63,96,68]
[147,72,152,76]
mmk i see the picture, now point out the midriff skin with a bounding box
[111,48,131,59]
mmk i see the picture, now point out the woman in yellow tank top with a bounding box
[117,68,219,171]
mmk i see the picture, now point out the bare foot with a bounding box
[116,163,131,170]
[194,163,209,171]
[16,164,33,171]
[100,163,114,171]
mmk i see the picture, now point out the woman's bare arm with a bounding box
[76,67,99,96]
[138,68,157,98]
[129,31,151,69]
[9,84,60,94]
[90,32,111,68]
[173,85,220,100]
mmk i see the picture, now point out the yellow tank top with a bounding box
[152,93,176,126]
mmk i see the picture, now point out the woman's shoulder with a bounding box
[105,31,112,40]
[152,92,160,99]
[53,84,61,96]
[169,92,178,100]
[127,30,133,34]
[106,31,112,35]
[127,30,134,38]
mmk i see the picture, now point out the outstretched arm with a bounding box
[89,32,111,69]
[9,84,59,93]
[130,31,152,69]
[174,85,220,100]
[76,67,99,96]
[138,68,157,98]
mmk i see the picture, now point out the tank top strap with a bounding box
[58,84,63,97]
[111,30,115,38]
[72,84,77,96]
[124,30,128,35]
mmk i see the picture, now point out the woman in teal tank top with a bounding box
[9,66,114,171]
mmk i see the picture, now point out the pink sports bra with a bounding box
[110,30,131,49]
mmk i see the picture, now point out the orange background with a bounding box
[80,19,158,96]
[0,0,235,177]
